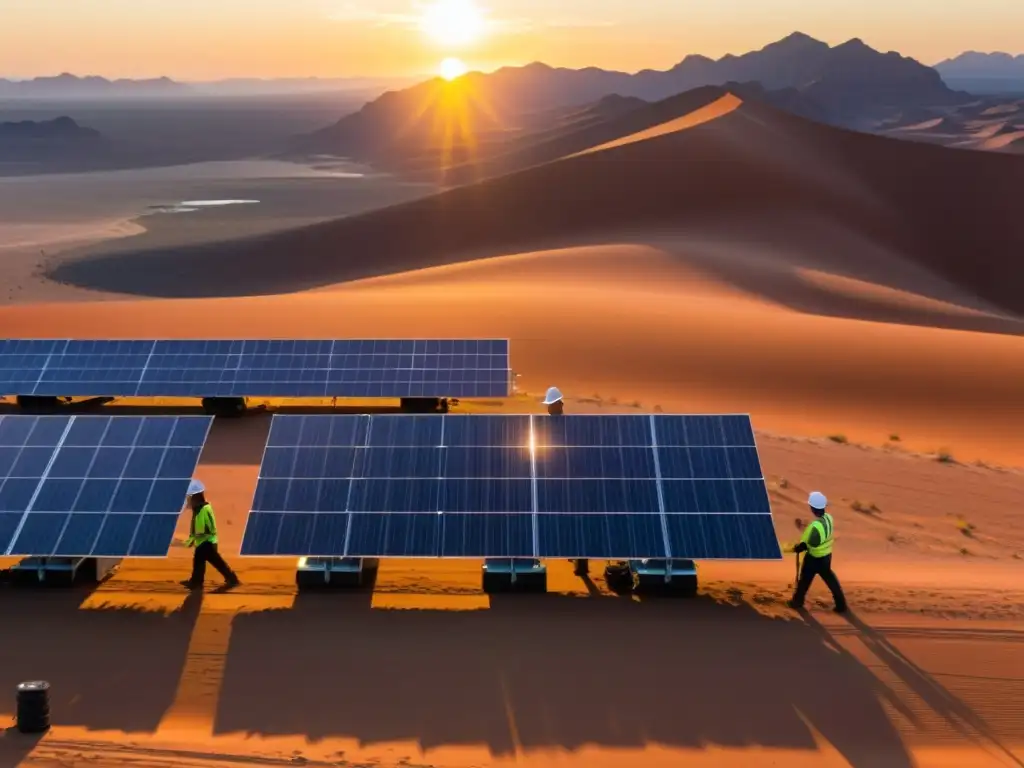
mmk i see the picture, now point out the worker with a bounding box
[787,491,847,613]
[543,386,564,416]
[180,479,240,591]
[543,386,588,574]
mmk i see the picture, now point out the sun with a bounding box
[420,0,485,47]
[439,56,469,81]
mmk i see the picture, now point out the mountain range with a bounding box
[936,51,1024,78]
[298,31,970,166]
[0,73,416,99]
[935,52,1024,94]
[0,74,186,98]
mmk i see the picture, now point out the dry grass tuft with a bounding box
[653,404,663,413]
[827,434,848,444]
[888,433,901,442]
[955,518,977,538]
[851,500,882,516]
[936,449,955,463]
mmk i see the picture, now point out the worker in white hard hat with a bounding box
[542,386,564,416]
[543,386,588,576]
[787,490,847,613]
[180,479,240,591]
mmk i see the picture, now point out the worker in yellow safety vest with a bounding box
[787,491,847,613]
[180,479,240,591]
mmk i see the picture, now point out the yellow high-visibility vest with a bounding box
[188,503,219,546]
[801,512,834,558]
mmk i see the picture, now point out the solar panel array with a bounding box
[0,414,212,558]
[0,339,511,399]
[241,414,781,561]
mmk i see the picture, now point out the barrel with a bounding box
[16,681,50,733]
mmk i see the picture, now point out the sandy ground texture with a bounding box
[0,94,1023,768]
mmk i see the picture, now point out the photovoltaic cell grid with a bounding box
[241,414,782,561]
[0,339,511,399]
[0,414,212,558]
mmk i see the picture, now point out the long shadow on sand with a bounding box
[0,588,203,733]
[831,613,1024,767]
[214,594,915,767]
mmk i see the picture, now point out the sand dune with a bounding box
[565,93,743,158]
[6,241,1024,466]
[883,99,1024,154]
[893,117,947,131]
[48,98,1024,319]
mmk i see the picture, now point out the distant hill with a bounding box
[0,74,189,99]
[936,51,1024,78]
[935,52,1024,95]
[0,116,101,141]
[298,31,970,163]
[0,73,411,100]
[0,116,107,166]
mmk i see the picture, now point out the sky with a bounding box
[1,0,1022,80]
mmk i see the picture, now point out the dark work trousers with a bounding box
[793,553,847,609]
[190,541,235,584]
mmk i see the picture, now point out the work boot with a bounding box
[224,574,241,588]
[786,599,805,611]
[179,579,202,590]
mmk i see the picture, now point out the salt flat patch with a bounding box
[178,199,260,207]
[143,200,260,216]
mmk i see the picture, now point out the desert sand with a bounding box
[882,98,1024,153]
[1,95,1023,767]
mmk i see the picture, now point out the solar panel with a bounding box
[241,414,782,561]
[0,339,511,399]
[0,414,212,558]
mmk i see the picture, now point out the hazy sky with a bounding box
[2,0,1022,80]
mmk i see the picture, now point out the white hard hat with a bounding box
[542,386,563,405]
[808,491,827,510]
[187,479,205,496]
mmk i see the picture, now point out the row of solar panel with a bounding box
[0,413,781,561]
[0,511,178,558]
[2,368,509,382]
[251,478,771,515]
[0,338,511,398]
[240,511,780,559]
[243,414,779,560]
[265,414,758,448]
[0,415,212,557]
[257,446,762,480]
[0,413,211,447]
[0,339,509,355]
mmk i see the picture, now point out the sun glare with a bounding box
[421,0,485,47]
[439,56,469,81]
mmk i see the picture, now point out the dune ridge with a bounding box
[48,97,1024,321]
